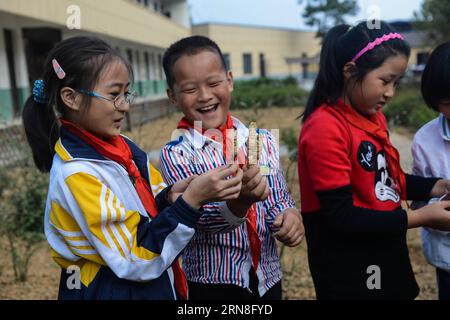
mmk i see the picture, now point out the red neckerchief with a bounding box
[177,112,234,157]
[332,99,407,200]
[60,119,188,300]
[176,114,261,271]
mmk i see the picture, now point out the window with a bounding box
[151,53,156,79]
[126,49,133,66]
[259,53,266,77]
[144,52,150,80]
[158,53,163,79]
[223,53,231,71]
[135,50,141,80]
[243,53,252,74]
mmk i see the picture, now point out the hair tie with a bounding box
[32,80,48,104]
[352,32,405,62]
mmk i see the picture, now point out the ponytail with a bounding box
[302,24,351,122]
[22,95,59,172]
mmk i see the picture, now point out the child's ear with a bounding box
[166,88,177,105]
[227,70,234,92]
[60,87,81,111]
[343,62,357,81]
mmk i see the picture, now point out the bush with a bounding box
[231,77,308,109]
[384,85,438,130]
[0,164,48,282]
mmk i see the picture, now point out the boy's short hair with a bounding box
[163,35,227,89]
[421,41,450,111]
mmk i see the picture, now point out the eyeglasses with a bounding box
[77,89,137,110]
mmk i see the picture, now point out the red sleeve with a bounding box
[301,109,352,192]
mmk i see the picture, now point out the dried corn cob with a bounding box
[248,122,258,166]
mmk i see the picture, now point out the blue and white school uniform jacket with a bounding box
[44,127,202,299]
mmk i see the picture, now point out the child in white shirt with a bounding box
[412,41,450,300]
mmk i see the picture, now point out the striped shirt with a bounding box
[159,116,295,296]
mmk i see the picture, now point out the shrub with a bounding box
[231,77,308,109]
[0,164,48,282]
[384,85,438,130]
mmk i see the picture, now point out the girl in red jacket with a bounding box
[298,20,450,300]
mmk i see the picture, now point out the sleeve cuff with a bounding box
[155,185,172,211]
[218,202,247,226]
[268,200,296,217]
[170,195,203,228]
[405,174,441,200]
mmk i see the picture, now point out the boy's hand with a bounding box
[240,165,270,204]
[272,208,304,247]
[226,165,270,218]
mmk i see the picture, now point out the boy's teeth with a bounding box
[200,105,216,111]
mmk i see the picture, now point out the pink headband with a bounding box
[351,32,405,62]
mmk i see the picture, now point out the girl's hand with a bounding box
[430,179,450,198]
[408,200,450,231]
[168,176,197,203]
[182,165,243,209]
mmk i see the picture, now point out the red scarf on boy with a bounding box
[332,99,407,200]
[177,113,261,271]
[60,118,188,300]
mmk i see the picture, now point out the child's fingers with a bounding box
[252,177,267,198]
[172,175,197,192]
[439,200,450,210]
[244,172,263,190]
[285,230,304,247]
[216,164,239,179]
[275,222,294,241]
[219,184,242,200]
[242,166,260,183]
[183,175,197,184]
[272,213,284,229]
[221,169,243,188]
[261,184,270,201]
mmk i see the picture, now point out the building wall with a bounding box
[0,0,189,122]
[163,0,190,29]
[409,46,432,66]
[0,0,189,48]
[192,23,321,80]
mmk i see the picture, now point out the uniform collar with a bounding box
[55,126,146,164]
[55,126,107,162]
[438,114,450,141]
